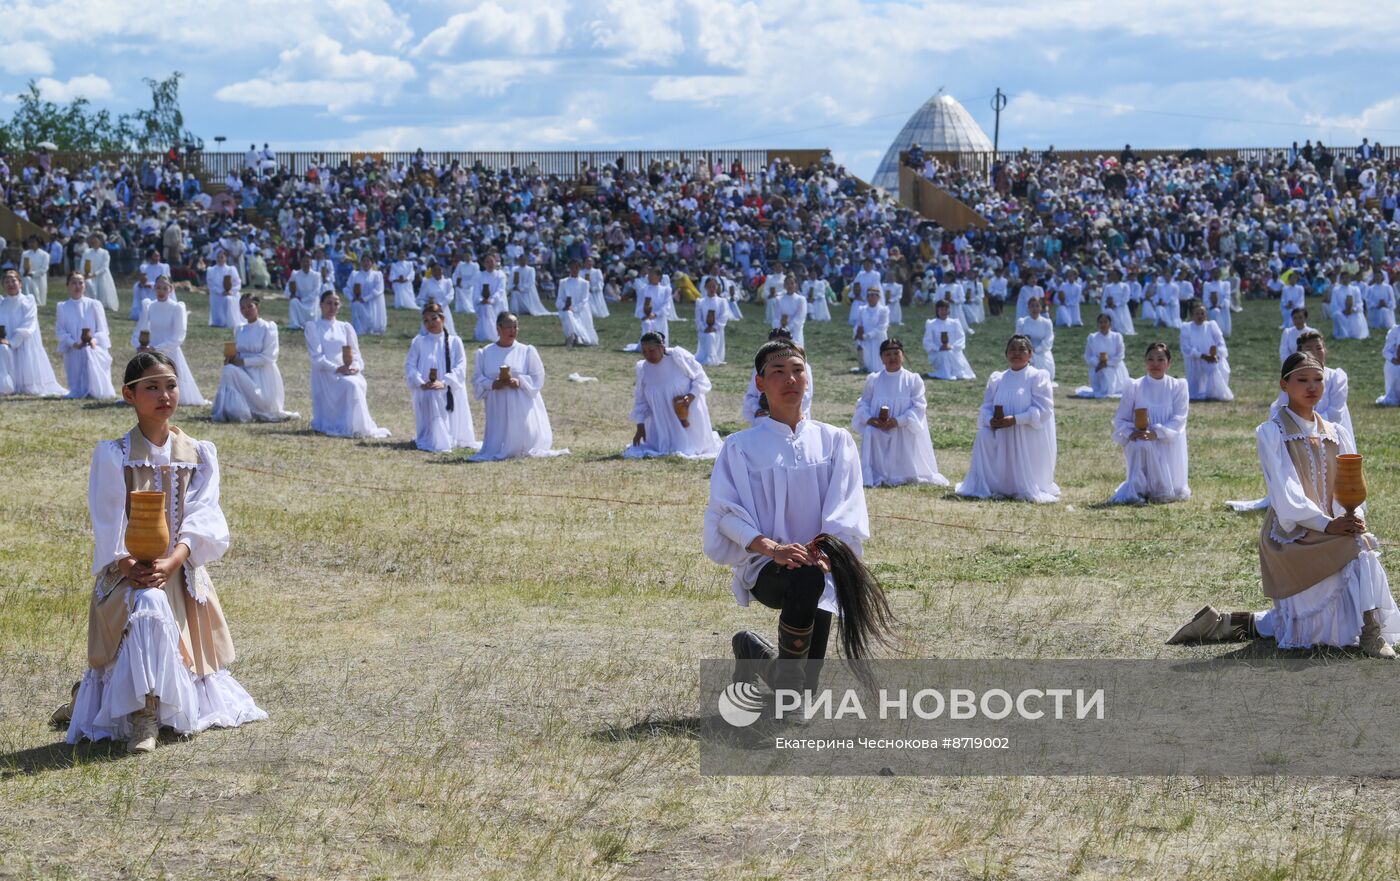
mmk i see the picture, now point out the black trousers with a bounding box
[750,562,832,661]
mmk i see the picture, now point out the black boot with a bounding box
[731,630,778,686]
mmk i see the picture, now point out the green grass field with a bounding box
[2,283,1398,880]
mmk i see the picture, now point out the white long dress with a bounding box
[1367,283,1396,330]
[1379,326,1400,406]
[964,280,986,324]
[286,269,322,330]
[389,260,418,310]
[557,277,599,346]
[1102,282,1138,335]
[348,270,388,335]
[635,283,670,344]
[21,248,49,305]
[852,367,948,488]
[82,247,118,311]
[805,280,831,322]
[1279,284,1306,328]
[743,369,813,424]
[694,295,729,365]
[854,303,890,374]
[1073,330,1129,398]
[509,265,552,316]
[206,265,243,329]
[67,430,267,743]
[704,418,869,615]
[1016,314,1056,381]
[56,296,117,399]
[405,330,478,453]
[885,283,903,326]
[1053,282,1083,327]
[921,317,976,380]
[474,272,507,342]
[1109,374,1191,504]
[304,319,390,438]
[0,291,66,396]
[1251,410,1400,649]
[774,293,808,347]
[133,298,207,405]
[1332,285,1369,340]
[624,346,722,460]
[417,276,458,335]
[452,261,479,315]
[956,364,1060,503]
[212,319,298,423]
[130,261,171,321]
[1180,320,1233,401]
[1014,284,1043,320]
[470,341,568,460]
[1203,282,1232,337]
[588,267,609,318]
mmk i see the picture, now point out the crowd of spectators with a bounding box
[908,138,1400,306]
[0,146,937,305]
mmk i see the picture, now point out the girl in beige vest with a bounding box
[1168,352,1399,657]
[61,351,267,753]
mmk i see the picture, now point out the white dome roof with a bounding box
[872,92,993,193]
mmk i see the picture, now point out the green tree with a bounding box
[0,72,199,153]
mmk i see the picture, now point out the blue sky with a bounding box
[2,0,1398,179]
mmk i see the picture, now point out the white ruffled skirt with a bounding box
[66,588,266,743]
[1256,549,1400,650]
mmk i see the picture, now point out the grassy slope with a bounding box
[1,285,1397,880]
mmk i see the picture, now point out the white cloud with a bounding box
[427,60,559,98]
[587,0,684,66]
[32,74,112,102]
[215,35,415,111]
[0,41,54,75]
[649,76,754,106]
[415,1,568,56]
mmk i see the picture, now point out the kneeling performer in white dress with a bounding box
[1168,353,1400,658]
[1109,341,1191,504]
[133,276,206,406]
[62,351,267,753]
[852,338,948,488]
[305,291,390,439]
[470,312,569,461]
[956,334,1060,503]
[212,294,299,423]
[624,332,721,459]
[405,302,478,453]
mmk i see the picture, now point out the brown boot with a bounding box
[127,695,160,754]
[1166,606,1257,644]
[48,680,81,727]
[1360,610,1396,659]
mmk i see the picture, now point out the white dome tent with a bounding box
[871,91,994,194]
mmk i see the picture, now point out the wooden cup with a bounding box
[354,283,362,297]
[81,327,92,346]
[84,259,92,276]
[427,367,438,384]
[673,397,690,428]
[341,344,353,367]
[564,296,572,311]
[993,404,1005,423]
[138,330,150,348]
[878,406,890,423]
[498,365,511,382]
[124,490,170,564]
[289,279,298,296]
[1335,454,1367,516]
[222,274,232,293]
[1134,408,1149,432]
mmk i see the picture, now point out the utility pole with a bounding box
[990,88,1007,182]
